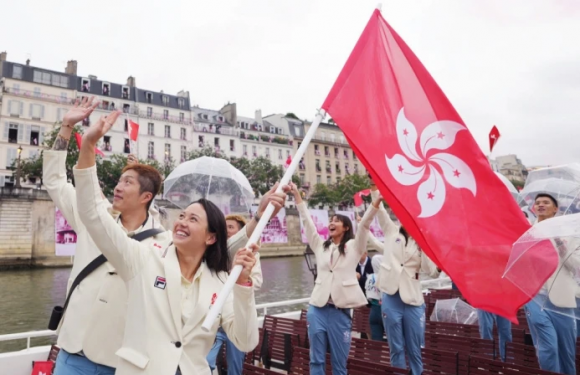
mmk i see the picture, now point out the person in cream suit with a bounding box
[370,186,440,375]
[525,193,577,375]
[290,183,376,375]
[44,98,171,375]
[73,114,264,375]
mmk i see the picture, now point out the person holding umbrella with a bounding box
[289,183,376,375]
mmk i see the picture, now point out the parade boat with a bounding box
[0,277,452,375]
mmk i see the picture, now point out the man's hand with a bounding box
[82,110,122,146]
[356,272,361,280]
[63,96,99,129]
[257,183,290,220]
[127,154,138,165]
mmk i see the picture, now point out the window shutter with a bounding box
[0,175,5,187]
[39,127,45,145]
[8,100,13,114]
[18,124,24,142]
[3,122,8,141]
[40,105,45,119]
[19,102,23,115]
[25,124,31,144]
[29,104,33,117]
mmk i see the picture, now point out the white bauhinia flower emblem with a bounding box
[385,108,477,218]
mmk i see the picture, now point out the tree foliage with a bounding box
[307,173,372,209]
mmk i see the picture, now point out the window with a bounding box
[230,139,235,152]
[334,147,339,157]
[33,87,41,98]
[124,119,128,132]
[123,104,131,114]
[243,145,247,155]
[12,66,22,79]
[317,175,321,184]
[57,108,66,122]
[252,145,257,157]
[13,84,20,94]
[198,135,204,147]
[321,132,325,141]
[180,128,186,140]
[300,174,305,185]
[164,144,171,160]
[270,126,275,134]
[345,163,350,174]
[52,75,68,88]
[148,141,154,159]
[30,104,44,120]
[81,78,90,92]
[102,83,110,96]
[340,135,345,144]
[330,134,335,143]
[163,110,169,120]
[181,145,187,161]
[148,123,154,135]
[82,117,90,127]
[147,107,153,117]
[8,123,19,143]
[103,136,112,151]
[178,98,184,108]
[33,70,42,83]
[327,176,331,185]
[179,113,184,122]
[337,177,341,183]
[6,148,17,168]
[162,96,169,105]
[60,92,67,102]
[30,125,40,146]
[165,125,171,138]
[325,160,331,173]
[315,159,321,172]
[146,93,153,103]
[278,149,282,159]
[287,150,290,157]
[8,101,22,116]
[122,86,129,99]
[124,138,130,154]
[214,138,220,150]
[353,151,357,160]
[265,147,270,158]
[335,161,341,174]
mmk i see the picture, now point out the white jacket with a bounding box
[73,165,259,375]
[371,191,440,306]
[43,150,171,367]
[298,202,376,308]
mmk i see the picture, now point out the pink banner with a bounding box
[300,209,330,244]
[55,207,76,256]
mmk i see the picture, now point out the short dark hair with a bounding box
[535,193,558,208]
[122,164,163,209]
[191,199,230,275]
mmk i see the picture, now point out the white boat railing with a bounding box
[0,277,451,350]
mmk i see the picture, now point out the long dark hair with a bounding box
[323,214,354,256]
[399,226,409,246]
[190,199,230,274]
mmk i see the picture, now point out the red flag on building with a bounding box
[489,125,500,153]
[75,132,104,156]
[128,119,139,142]
[320,9,555,321]
[284,155,292,169]
[353,188,371,207]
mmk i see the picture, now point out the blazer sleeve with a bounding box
[73,165,150,281]
[420,250,441,279]
[220,284,259,353]
[351,204,378,256]
[367,231,384,254]
[371,189,399,239]
[250,253,263,291]
[297,202,324,257]
[43,151,81,231]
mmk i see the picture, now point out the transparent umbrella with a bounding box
[521,164,580,215]
[430,298,478,325]
[504,213,580,319]
[163,157,254,213]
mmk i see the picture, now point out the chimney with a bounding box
[26,59,30,66]
[0,52,7,62]
[177,90,189,98]
[255,109,263,124]
[127,76,136,87]
[65,60,77,75]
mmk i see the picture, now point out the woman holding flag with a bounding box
[370,185,441,375]
[289,183,376,375]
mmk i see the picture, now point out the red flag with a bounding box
[128,119,139,142]
[320,10,555,321]
[489,125,500,153]
[284,155,292,169]
[353,188,371,207]
[75,132,105,156]
[31,361,54,375]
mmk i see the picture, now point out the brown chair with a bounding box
[468,355,560,375]
[351,306,372,339]
[421,347,459,375]
[424,332,494,373]
[242,363,280,375]
[347,358,409,375]
[289,346,332,375]
[348,337,390,365]
[300,309,308,321]
[425,321,480,338]
[504,341,540,369]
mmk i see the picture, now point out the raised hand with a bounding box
[82,110,122,146]
[127,154,138,165]
[257,182,289,219]
[234,243,259,285]
[63,96,99,128]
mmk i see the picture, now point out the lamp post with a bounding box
[15,145,22,188]
[303,245,317,283]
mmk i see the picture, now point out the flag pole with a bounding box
[201,108,327,331]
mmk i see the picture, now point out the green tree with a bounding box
[307,183,339,208]
[509,178,525,190]
[333,173,371,207]
[96,154,128,196]
[186,146,228,160]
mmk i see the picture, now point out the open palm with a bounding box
[63,96,99,126]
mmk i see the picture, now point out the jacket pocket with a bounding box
[315,278,322,285]
[342,279,358,287]
[380,262,392,272]
[116,347,149,369]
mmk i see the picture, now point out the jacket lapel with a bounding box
[183,263,212,336]
[163,246,183,335]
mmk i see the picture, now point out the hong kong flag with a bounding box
[353,188,371,207]
[489,125,500,153]
[321,9,556,321]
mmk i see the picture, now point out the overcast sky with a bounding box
[2,0,579,166]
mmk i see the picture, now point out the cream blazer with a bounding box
[43,150,171,367]
[73,165,259,375]
[298,202,376,308]
[371,191,440,306]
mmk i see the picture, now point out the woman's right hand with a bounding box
[289,182,303,204]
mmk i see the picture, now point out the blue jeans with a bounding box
[54,350,115,375]
[525,301,577,375]
[382,292,424,375]
[307,304,352,375]
[206,327,246,375]
[369,302,385,341]
[477,309,512,361]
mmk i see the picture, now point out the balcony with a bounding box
[140,110,192,125]
[308,135,348,146]
[4,87,75,105]
[239,131,292,146]
[194,124,238,136]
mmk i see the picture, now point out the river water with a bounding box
[0,256,313,353]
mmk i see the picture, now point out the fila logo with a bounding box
[154,276,166,290]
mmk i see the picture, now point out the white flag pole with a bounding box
[201,108,327,331]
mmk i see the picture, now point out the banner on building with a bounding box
[250,207,288,244]
[300,209,330,244]
[55,207,76,256]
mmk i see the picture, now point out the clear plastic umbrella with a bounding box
[521,164,580,215]
[495,171,525,206]
[504,213,580,319]
[430,298,478,325]
[163,157,254,213]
